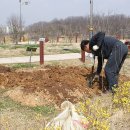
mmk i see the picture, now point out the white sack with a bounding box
[45,101,89,130]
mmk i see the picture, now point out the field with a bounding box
[0,42,130,130]
[0,42,80,58]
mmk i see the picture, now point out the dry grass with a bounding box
[0,42,80,58]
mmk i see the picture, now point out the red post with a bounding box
[81,50,85,63]
[57,36,59,43]
[128,45,130,50]
[39,38,45,65]
[75,35,78,43]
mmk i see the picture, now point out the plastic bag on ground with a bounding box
[45,101,89,130]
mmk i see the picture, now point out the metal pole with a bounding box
[89,0,93,39]
[30,49,32,66]
[81,0,94,63]
[90,0,95,87]
[19,0,22,42]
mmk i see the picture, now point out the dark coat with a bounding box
[89,32,128,74]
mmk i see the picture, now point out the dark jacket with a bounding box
[89,32,125,74]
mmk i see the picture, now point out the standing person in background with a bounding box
[80,32,128,93]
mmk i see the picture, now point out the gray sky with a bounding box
[0,0,130,26]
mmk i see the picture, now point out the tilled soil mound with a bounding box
[0,65,129,106]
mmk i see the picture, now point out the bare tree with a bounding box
[0,25,6,44]
[7,15,24,44]
[26,14,130,41]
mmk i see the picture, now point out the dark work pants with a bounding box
[105,42,128,89]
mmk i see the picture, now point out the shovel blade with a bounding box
[88,77,94,88]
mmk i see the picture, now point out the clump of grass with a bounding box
[0,45,10,49]
[11,63,38,69]
[12,44,39,49]
[67,48,80,53]
[0,96,28,111]
[32,105,56,116]
[0,44,39,49]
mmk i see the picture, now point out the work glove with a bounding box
[93,45,99,51]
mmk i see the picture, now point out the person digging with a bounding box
[80,32,128,94]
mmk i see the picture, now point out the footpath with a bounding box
[0,53,129,76]
[0,53,81,64]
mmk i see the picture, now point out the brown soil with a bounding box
[0,65,11,73]
[0,65,129,106]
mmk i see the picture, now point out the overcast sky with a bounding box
[0,0,130,26]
